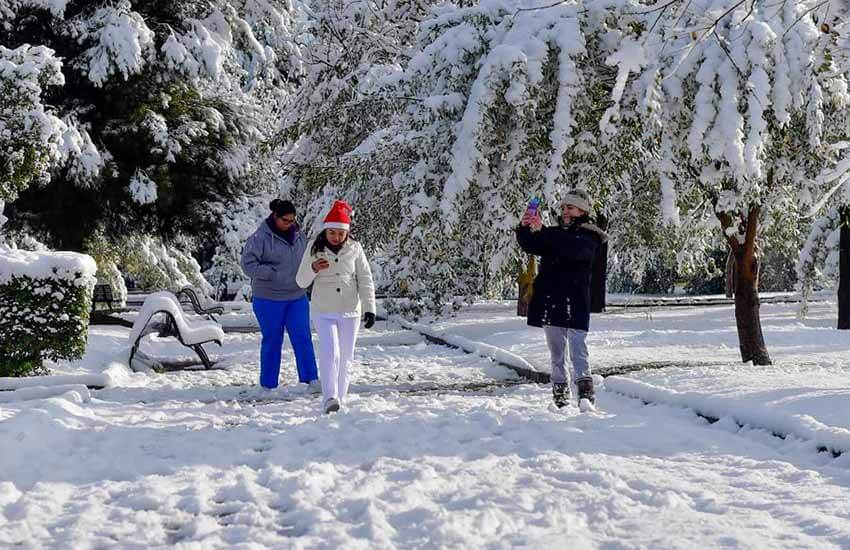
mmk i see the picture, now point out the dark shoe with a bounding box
[577,377,595,405]
[323,398,340,414]
[552,383,570,408]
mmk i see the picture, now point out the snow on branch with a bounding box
[0,45,76,199]
[0,0,70,23]
[68,0,156,87]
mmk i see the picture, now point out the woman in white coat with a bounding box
[296,200,376,414]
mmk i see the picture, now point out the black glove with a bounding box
[363,312,376,329]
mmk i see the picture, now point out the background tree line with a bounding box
[3,0,850,365]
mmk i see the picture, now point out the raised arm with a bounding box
[516,225,550,256]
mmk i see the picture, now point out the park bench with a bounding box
[89,283,135,326]
[176,286,225,321]
[91,283,116,311]
[128,291,224,371]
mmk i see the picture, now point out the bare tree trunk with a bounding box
[839,207,850,329]
[732,246,771,364]
[718,206,772,365]
[517,255,537,317]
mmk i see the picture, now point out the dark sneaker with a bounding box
[577,377,595,405]
[552,383,570,408]
[323,398,340,414]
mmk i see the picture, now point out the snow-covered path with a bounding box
[3,327,850,548]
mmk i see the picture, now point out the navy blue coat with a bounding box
[516,217,607,331]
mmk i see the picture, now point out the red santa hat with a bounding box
[323,200,353,230]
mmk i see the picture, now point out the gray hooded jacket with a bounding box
[240,220,308,301]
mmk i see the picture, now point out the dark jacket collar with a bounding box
[559,215,609,243]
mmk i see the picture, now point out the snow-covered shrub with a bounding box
[759,248,798,292]
[0,247,97,376]
[683,248,728,296]
[797,207,843,317]
[609,255,677,295]
[84,231,213,306]
[119,235,213,296]
[83,230,128,307]
[798,208,843,290]
[0,227,51,252]
[204,194,271,296]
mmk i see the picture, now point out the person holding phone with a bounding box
[296,200,376,414]
[516,190,608,411]
[241,199,319,389]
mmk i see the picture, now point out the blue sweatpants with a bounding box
[252,296,318,388]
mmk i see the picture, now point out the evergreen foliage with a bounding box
[2,0,300,278]
[0,250,96,377]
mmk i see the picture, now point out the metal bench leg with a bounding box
[192,344,213,369]
[129,343,138,367]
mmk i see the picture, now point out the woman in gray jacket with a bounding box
[240,199,318,389]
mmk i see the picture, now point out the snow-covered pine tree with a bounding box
[636,0,850,364]
[1,0,300,287]
[0,43,92,233]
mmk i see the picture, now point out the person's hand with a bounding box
[312,258,330,273]
[530,215,543,232]
[363,312,376,329]
[521,212,543,232]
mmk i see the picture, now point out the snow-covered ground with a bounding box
[2,300,850,548]
[415,297,847,370]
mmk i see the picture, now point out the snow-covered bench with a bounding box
[176,286,224,321]
[128,292,224,371]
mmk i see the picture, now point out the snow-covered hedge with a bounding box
[0,247,97,376]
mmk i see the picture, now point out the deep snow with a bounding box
[2,300,850,548]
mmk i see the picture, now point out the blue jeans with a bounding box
[543,326,590,385]
[252,296,318,388]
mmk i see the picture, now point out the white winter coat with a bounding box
[296,238,376,316]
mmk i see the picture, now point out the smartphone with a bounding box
[526,197,540,216]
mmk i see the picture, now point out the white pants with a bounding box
[314,313,360,402]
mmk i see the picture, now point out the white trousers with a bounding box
[314,313,360,402]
